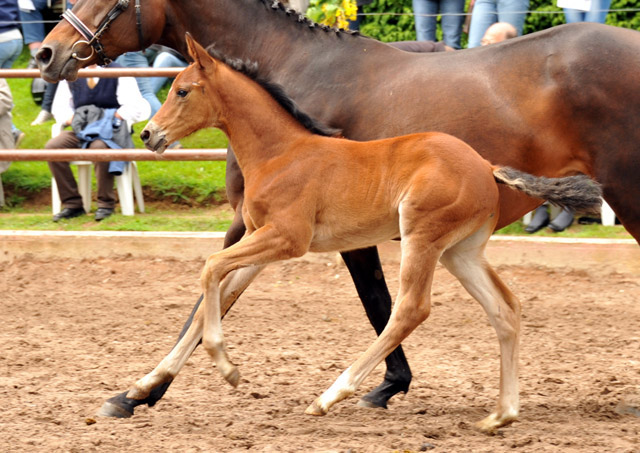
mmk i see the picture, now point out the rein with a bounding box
[62,0,144,65]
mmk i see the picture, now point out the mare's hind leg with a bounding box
[341,248,412,409]
[439,227,521,432]
[306,239,441,416]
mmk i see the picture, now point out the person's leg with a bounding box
[32,83,58,125]
[413,0,439,42]
[583,0,611,23]
[90,140,117,210]
[116,52,162,117]
[46,131,84,209]
[467,0,497,48]
[440,0,465,49]
[150,52,187,94]
[524,203,549,234]
[347,5,364,31]
[19,0,48,49]
[0,38,26,133]
[563,8,585,23]
[496,0,529,35]
[0,39,23,69]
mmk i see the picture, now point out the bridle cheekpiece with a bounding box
[62,0,144,65]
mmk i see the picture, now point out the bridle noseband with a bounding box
[62,0,145,65]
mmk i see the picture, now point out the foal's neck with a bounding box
[213,67,312,171]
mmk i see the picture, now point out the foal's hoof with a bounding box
[223,367,240,388]
[96,401,133,419]
[475,411,517,434]
[305,400,328,416]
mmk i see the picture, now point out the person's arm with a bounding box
[115,76,151,128]
[0,80,12,118]
[51,80,74,126]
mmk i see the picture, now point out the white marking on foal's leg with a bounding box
[126,266,262,399]
[305,367,356,415]
[127,312,204,400]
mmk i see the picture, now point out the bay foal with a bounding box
[140,35,602,432]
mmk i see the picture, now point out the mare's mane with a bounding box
[207,46,342,137]
[258,0,363,37]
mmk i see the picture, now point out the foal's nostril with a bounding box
[35,46,52,66]
[140,129,150,143]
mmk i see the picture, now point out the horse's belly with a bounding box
[309,220,400,253]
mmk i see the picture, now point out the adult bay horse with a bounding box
[140,34,601,431]
[37,0,640,418]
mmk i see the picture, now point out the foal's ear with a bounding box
[185,32,215,71]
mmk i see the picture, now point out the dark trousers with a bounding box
[46,131,116,210]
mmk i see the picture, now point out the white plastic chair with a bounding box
[600,200,616,226]
[50,123,144,216]
[0,174,5,207]
[0,161,11,207]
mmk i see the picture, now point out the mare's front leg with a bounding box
[341,248,412,409]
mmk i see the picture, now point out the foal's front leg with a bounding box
[120,265,264,404]
[200,224,309,386]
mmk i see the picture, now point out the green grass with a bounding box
[496,220,633,240]
[0,205,233,231]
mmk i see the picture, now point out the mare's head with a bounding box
[141,34,222,154]
[37,0,167,82]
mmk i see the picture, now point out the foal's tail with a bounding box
[493,167,602,213]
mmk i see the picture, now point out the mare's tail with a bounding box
[493,167,602,213]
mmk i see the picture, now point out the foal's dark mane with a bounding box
[258,0,363,37]
[207,46,342,138]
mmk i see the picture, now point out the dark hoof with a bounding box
[96,400,134,418]
[358,379,410,409]
[356,399,386,409]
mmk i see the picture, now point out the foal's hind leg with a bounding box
[306,239,441,416]
[341,248,412,409]
[440,228,521,432]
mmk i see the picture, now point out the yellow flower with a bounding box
[342,0,357,21]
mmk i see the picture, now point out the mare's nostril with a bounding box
[140,129,150,143]
[36,47,52,66]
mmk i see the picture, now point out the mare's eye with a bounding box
[176,89,188,98]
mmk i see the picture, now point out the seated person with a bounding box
[47,63,150,221]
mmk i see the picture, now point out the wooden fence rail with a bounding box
[0,149,227,162]
[0,68,184,79]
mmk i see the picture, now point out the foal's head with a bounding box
[141,33,224,154]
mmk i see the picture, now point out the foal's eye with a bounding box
[176,89,188,98]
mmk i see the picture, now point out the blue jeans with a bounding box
[0,38,22,69]
[413,0,465,49]
[467,0,529,48]
[150,52,188,94]
[563,0,611,23]
[116,51,162,117]
[19,0,49,44]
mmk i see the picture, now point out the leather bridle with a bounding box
[62,0,145,65]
